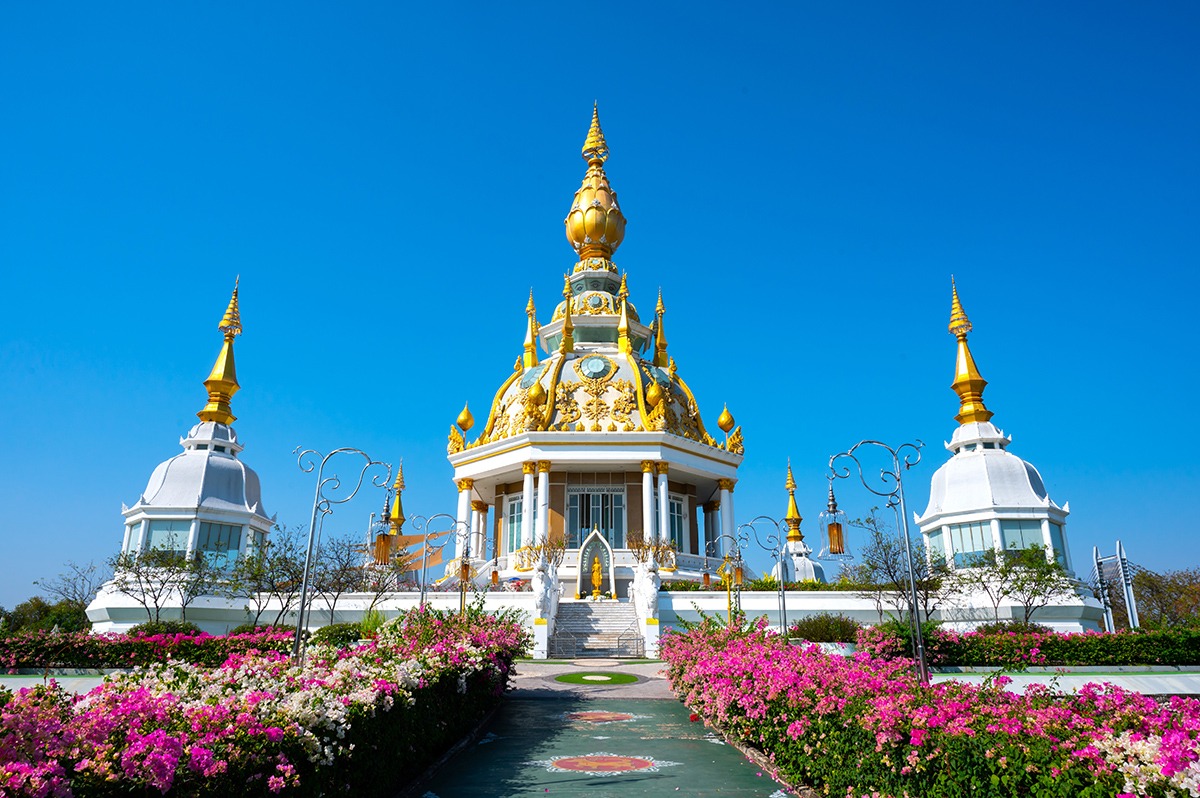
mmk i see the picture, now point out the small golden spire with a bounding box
[653,288,669,367]
[784,460,803,541]
[388,463,406,533]
[582,102,609,165]
[197,279,242,425]
[617,296,632,354]
[560,274,575,354]
[717,404,735,433]
[457,402,475,432]
[947,279,993,425]
[523,289,540,368]
[618,273,629,302]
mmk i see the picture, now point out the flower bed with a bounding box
[856,624,1200,668]
[663,619,1200,797]
[0,606,528,797]
[0,630,295,671]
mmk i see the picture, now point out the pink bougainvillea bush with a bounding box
[662,618,1200,797]
[0,606,528,797]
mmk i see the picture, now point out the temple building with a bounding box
[917,281,1073,572]
[441,106,744,602]
[87,283,274,632]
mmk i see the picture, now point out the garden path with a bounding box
[410,661,790,797]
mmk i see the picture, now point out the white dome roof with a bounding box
[135,422,268,517]
[919,422,1061,524]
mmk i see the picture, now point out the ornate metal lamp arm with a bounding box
[292,447,391,664]
[828,439,929,683]
[739,516,788,632]
[406,513,463,608]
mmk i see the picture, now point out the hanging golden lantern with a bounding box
[491,567,499,587]
[818,479,852,560]
[702,569,711,589]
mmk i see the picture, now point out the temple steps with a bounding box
[549,600,644,658]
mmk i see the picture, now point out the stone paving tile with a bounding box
[415,697,790,797]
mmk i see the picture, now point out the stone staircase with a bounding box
[549,600,644,658]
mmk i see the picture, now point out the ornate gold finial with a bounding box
[527,380,547,406]
[582,102,609,165]
[457,402,475,432]
[646,380,663,407]
[565,105,626,264]
[717,404,735,433]
[389,462,406,532]
[947,279,993,425]
[784,460,803,541]
[523,289,540,368]
[618,273,629,302]
[197,280,243,424]
[617,296,632,354]
[653,288,669,367]
[560,274,575,353]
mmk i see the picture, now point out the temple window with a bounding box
[567,487,625,549]
[947,521,991,567]
[505,496,523,553]
[143,519,190,557]
[1000,519,1044,551]
[197,522,243,569]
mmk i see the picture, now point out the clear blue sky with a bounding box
[2,3,1197,608]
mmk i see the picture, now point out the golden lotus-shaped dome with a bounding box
[565,106,626,262]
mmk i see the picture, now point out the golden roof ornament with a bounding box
[457,402,475,432]
[565,104,626,266]
[559,274,575,354]
[717,404,735,434]
[389,463,406,533]
[948,278,994,425]
[784,460,803,541]
[654,289,669,367]
[617,296,632,354]
[523,289,540,368]
[197,279,242,425]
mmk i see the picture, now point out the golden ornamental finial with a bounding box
[949,276,972,337]
[523,289,540,368]
[560,274,575,353]
[617,296,631,354]
[826,479,839,513]
[457,402,475,432]
[618,273,629,302]
[219,277,242,338]
[717,404,735,433]
[784,461,803,540]
[653,289,669,367]
[947,280,993,425]
[197,280,242,425]
[581,102,609,165]
[389,461,406,532]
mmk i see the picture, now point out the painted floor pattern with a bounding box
[417,698,789,797]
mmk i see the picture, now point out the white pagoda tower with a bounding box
[88,283,273,632]
[442,107,744,606]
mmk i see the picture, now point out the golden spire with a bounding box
[653,289,669,367]
[522,289,540,368]
[565,104,626,265]
[388,463,406,533]
[617,296,632,354]
[560,274,575,354]
[948,278,993,425]
[457,402,475,432]
[784,460,803,541]
[618,273,629,302]
[197,279,242,425]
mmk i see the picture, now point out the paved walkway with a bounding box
[411,660,790,797]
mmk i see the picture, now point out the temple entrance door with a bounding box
[575,527,616,599]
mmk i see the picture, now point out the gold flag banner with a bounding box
[392,529,453,548]
[401,547,443,572]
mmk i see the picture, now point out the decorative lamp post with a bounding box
[292,446,391,664]
[828,439,928,684]
[707,533,742,626]
[405,514,462,608]
[740,515,788,633]
[817,479,853,562]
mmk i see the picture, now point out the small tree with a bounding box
[35,560,111,607]
[1005,545,1077,625]
[229,525,306,627]
[953,549,1017,622]
[312,533,368,625]
[851,508,950,625]
[108,547,195,623]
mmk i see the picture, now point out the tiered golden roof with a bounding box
[948,278,993,425]
[197,279,242,425]
[784,461,803,542]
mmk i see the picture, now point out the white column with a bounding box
[121,524,133,554]
[940,524,954,565]
[521,462,536,548]
[718,479,736,556]
[185,519,200,560]
[536,461,551,546]
[641,461,656,545]
[455,478,473,559]
[703,500,719,556]
[990,518,1003,553]
[471,500,488,558]
[656,463,670,546]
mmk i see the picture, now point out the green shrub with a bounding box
[360,608,386,635]
[788,613,863,643]
[309,622,364,648]
[126,619,203,637]
[974,620,1050,635]
[227,623,295,636]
